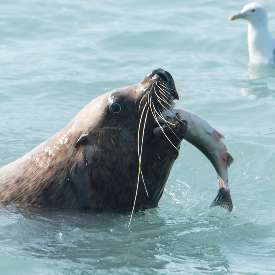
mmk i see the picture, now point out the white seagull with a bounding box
[230,2,275,65]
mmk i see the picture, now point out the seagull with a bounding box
[230,2,275,65]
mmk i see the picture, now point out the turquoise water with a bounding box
[1,0,275,274]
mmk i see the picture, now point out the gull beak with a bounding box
[229,13,245,21]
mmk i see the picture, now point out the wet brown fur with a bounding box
[0,72,186,212]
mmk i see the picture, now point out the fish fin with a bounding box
[226,153,234,167]
[210,187,233,212]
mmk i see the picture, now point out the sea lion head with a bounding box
[74,68,179,140]
[70,68,187,212]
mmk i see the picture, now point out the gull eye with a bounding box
[109,102,122,114]
[251,9,256,12]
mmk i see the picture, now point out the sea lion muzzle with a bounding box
[151,68,179,100]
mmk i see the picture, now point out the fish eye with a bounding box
[251,9,256,12]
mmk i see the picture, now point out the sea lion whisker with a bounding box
[156,98,170,110]
[154,99,185,141]
[137,101,149,156]
[137,97,149,168]
[139,94,150,198]
[152,101,181,142]
[157,82,171,95]
[155,83,171,100]
[158,80,169,89]
[154,103,182,142]
[154,91,173,111]
[129,99,150,227]
[148,96,179,152]
[151,88,172,123]
[156,93,171,107]
[151,96,175,127]
[153,86,172,107]
[138,97,150,198]
[158,87,172,101]
[155,100,176,125]
[154,96,175,120]
[138,92,149,112]
[158,83,176,100]
[151,108,178,152]
[157,89,171,103]
[141,170,149,198]
[138,84,155,113]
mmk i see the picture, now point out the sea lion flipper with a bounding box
[75,133,89,148]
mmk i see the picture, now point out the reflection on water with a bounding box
[235,64,275,100]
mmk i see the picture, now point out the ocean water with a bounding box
[1,0,275,274]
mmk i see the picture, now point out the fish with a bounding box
[164,108,234,212]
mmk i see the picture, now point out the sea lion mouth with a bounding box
[150,68,179,100]
[139,68,179,114]
[137,68,181,152]
[147,68,179,103]
[129,69,183,226]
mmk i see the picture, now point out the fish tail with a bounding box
[210,187,233,212]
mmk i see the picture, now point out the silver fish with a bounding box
[164,108,234,212]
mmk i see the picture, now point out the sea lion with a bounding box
[0,69,187,213]
[0,69,234,214]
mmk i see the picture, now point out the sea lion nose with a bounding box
[152,68,179,100]
[152,68,171,82]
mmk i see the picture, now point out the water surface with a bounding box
[1,0,275,274]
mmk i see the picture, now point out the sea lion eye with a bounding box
[108,95,123,114]
[109,102,122,114]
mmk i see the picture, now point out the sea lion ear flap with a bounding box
[75,133,89,148]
